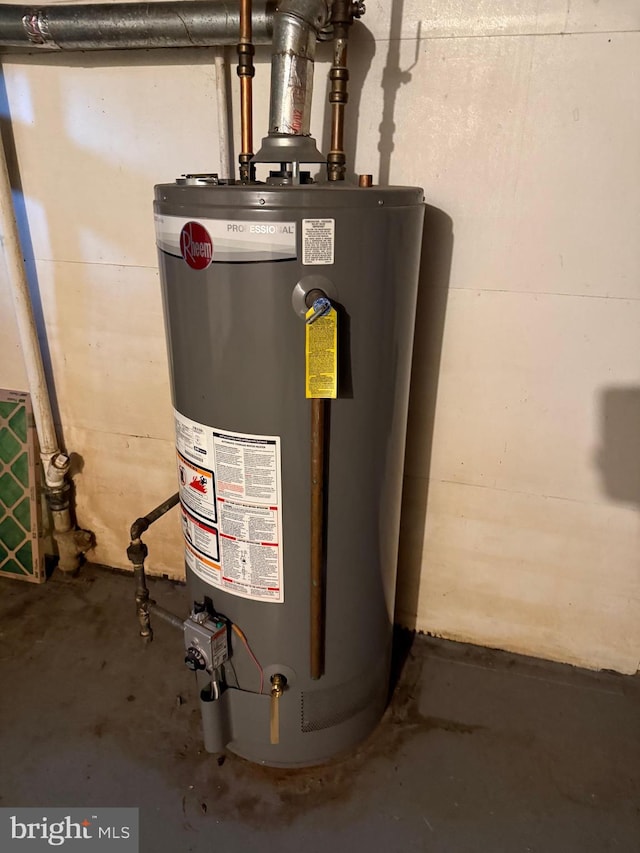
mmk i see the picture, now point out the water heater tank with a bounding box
[154,180,424,767]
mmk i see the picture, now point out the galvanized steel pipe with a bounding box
[267,0,329,137]
[0,1,275,51]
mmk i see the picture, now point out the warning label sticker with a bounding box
[156,215,297,264]
[177,452,216,523]
[306,306,338,398]
[181,504,220,563]
[185,542,221,590]
[302,218,335,265]
[174,411,284,603]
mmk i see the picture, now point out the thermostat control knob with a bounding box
[185,647,207,672]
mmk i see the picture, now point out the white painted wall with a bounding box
[1,1,638,673]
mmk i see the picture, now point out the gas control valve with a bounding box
[183,604,229,674]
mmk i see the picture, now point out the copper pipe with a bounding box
[327,33,349,181]
[310,397,325,679]
[240,75,253,156]
[237,0,254,180]
[240,0,251,42]
[330,102,344,157]
[330,39,347,154]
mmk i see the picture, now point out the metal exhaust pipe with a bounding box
[253,0,329,165]
[0,1,275,52]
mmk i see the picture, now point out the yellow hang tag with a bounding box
[305,306,338,399]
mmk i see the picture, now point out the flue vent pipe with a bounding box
[267,0,329,136]
[253,0,329,165]
[0,1,275,51]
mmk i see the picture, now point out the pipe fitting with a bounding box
[130,517,151,542]
[44,452,70,489]
[277,0,330,29]
[44,474,93,573]
[127,493,180,641]
[46,481,70,513]
[53,523,93,574]
[126,540,148,565]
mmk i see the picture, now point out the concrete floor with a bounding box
[0,565,638,853]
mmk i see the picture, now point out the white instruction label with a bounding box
[302,218,335,265]
[174,410,284,603]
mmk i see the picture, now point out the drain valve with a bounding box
[270,673,287,745]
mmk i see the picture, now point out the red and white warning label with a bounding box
[177,453,216,522]
[174,410,284,603]
[181,504,219,563]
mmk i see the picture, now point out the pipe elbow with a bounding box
[130,517,150,541]
[276,0,330,32]
[44,452,70,489]
[54,527,93,573]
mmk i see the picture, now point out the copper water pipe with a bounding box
[310,396,325,679]
[240,75,253,159]
[330,103,344,158]
[237,0,254,180]
[240,0,252,156]
[239,0,250,43]
[327,0,351,182]
[329,39,347,174]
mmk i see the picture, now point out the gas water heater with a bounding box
[133,0,424,767]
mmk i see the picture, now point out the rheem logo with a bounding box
[180,221,213,270]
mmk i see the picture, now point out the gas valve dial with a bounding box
[184,646,207,672]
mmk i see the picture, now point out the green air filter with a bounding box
[0,390,44,583]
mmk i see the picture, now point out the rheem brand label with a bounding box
[156,214,296,263]
[180,221,213,269]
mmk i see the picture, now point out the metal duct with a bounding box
[267,0,329,137]
[0,1,275,51]
[252,0,328,164]
[267,9,318,135]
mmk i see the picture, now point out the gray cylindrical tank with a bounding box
[154,181,424,767]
